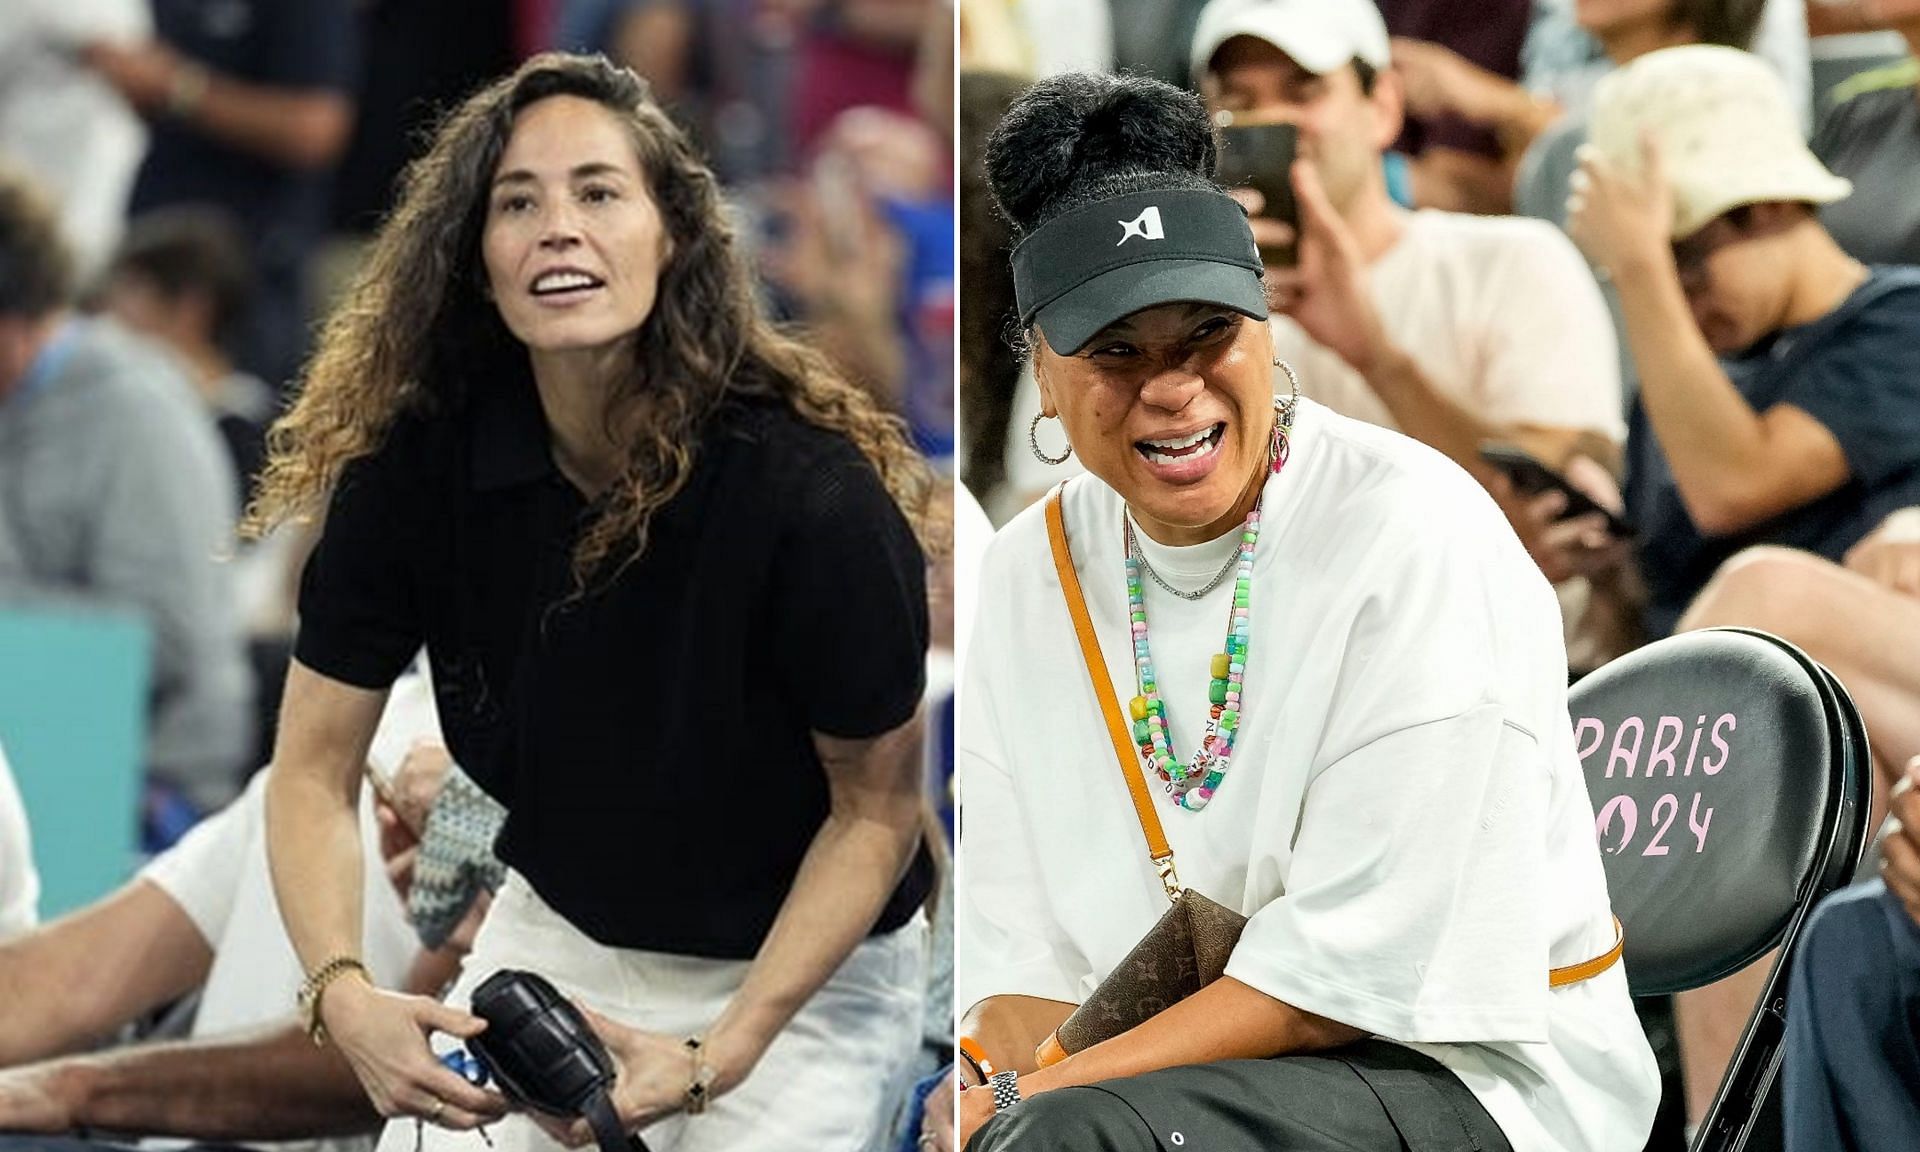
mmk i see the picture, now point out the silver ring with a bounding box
[918,1131,939,1150]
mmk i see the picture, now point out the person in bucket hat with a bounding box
[1567,42,1920,1131]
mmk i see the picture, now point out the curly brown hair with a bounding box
[243,52,945,586]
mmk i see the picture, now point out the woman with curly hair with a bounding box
[254,52,941,1152]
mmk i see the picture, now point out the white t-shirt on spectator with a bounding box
[0,0,150,273]
[140,672,437,1152]
[1271,207,1625,443]
[958,400,1659,1152]
[0,741,39,939]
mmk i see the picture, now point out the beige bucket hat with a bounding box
[1589,44,1852,240]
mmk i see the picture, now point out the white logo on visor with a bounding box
[1116,206,1165,246]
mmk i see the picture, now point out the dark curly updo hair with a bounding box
[984,72,1222,241]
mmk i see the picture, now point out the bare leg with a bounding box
[1670,545,1920,1126]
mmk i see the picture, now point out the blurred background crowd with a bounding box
[957,0,1920,1148]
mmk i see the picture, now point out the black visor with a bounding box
[1011,188,1268,354]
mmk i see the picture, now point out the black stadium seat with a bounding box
[1569,628,1874,1152]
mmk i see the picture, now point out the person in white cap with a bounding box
[1189,0,1635,669]
[1567,40,1920,1131]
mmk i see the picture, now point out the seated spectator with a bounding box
[1190,0,1628,661]
[1392,0,1769,230]
[0,675,479,1145]
[1811,9,1920,266]
[0,742,36,940]
[1782,755,1920,1151]
[0,166,251,816]
[81,0,358,391]
[103,206,275,513]
[1569,44,1920,639]
[1565,42,1920,1132]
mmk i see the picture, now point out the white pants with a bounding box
[378,871,928,1152]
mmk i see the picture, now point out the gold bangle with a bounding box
[683,1035,714,1115]
[297,955,369,1047]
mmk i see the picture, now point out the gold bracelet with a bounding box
[297,955,369,1047]
[683,1035,714,1115]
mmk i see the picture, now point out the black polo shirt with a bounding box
[295,367,932,958]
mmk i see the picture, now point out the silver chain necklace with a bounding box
[1126,517,1241,600]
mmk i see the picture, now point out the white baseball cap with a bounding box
[1589,45,1851,240]
[1190,0,1392,83]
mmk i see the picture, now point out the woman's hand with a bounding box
[957,1083,997,1150]
[530,1006,753,1145]
[1566,135,1675,281]
[917,1070,959,1151]
[320,977,505,1128]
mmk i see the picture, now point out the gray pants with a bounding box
[969,1040,1512,1152]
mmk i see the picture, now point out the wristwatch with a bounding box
[988,1069,1023,1113]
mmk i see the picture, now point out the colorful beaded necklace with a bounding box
[1123,392,1296,811]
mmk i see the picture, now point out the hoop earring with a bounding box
[1270,359,1301,474]
[1029,412,1073,465]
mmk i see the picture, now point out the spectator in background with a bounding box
[0,743,36,940]
[1190,0,1630,665]
[556,0,798,182]
[1812,3,1920,265]
[792,0,932,160]
[103,207,272,512]
[0,0,149,277]
[0,679,461,1147]
[0,167,250,817]
[82,0,358,392]
[329,0,515,240]
[1377,0,1532,214]
[1567,43,1920,1131]
[1782,754,1920,1151]
[1391,0,1769,230]
[1523,0,1809,130]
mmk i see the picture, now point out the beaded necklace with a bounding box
[1123,393,1295,811]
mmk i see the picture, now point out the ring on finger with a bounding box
[918,1131,939,1150]
[430,1097,447,1125]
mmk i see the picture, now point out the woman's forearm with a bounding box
[1019,977,1364,1096]
[265,764,368,973]
[706,721,926,1087]
[262,663,389,975]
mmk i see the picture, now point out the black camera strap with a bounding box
[583,1088,650,1152]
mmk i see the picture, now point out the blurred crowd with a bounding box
[957,0,1920,1148]
[0,1,954,1149]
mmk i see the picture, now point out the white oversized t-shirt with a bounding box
[957,400,1659,1152]
[1271,208,1626,443]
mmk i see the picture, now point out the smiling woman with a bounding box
[242,52,943,1152]
[954,71,1659,1152]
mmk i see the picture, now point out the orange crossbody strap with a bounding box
[1046,488,1178,881]
[1550,916,1625,987]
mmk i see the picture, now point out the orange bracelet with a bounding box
[957,1036,995,1086]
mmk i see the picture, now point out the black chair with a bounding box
[1569,628,1874,1152]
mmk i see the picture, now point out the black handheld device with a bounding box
[1215,121,1299,267]
[468,969,652,1152]
[1479,443,1635,538]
